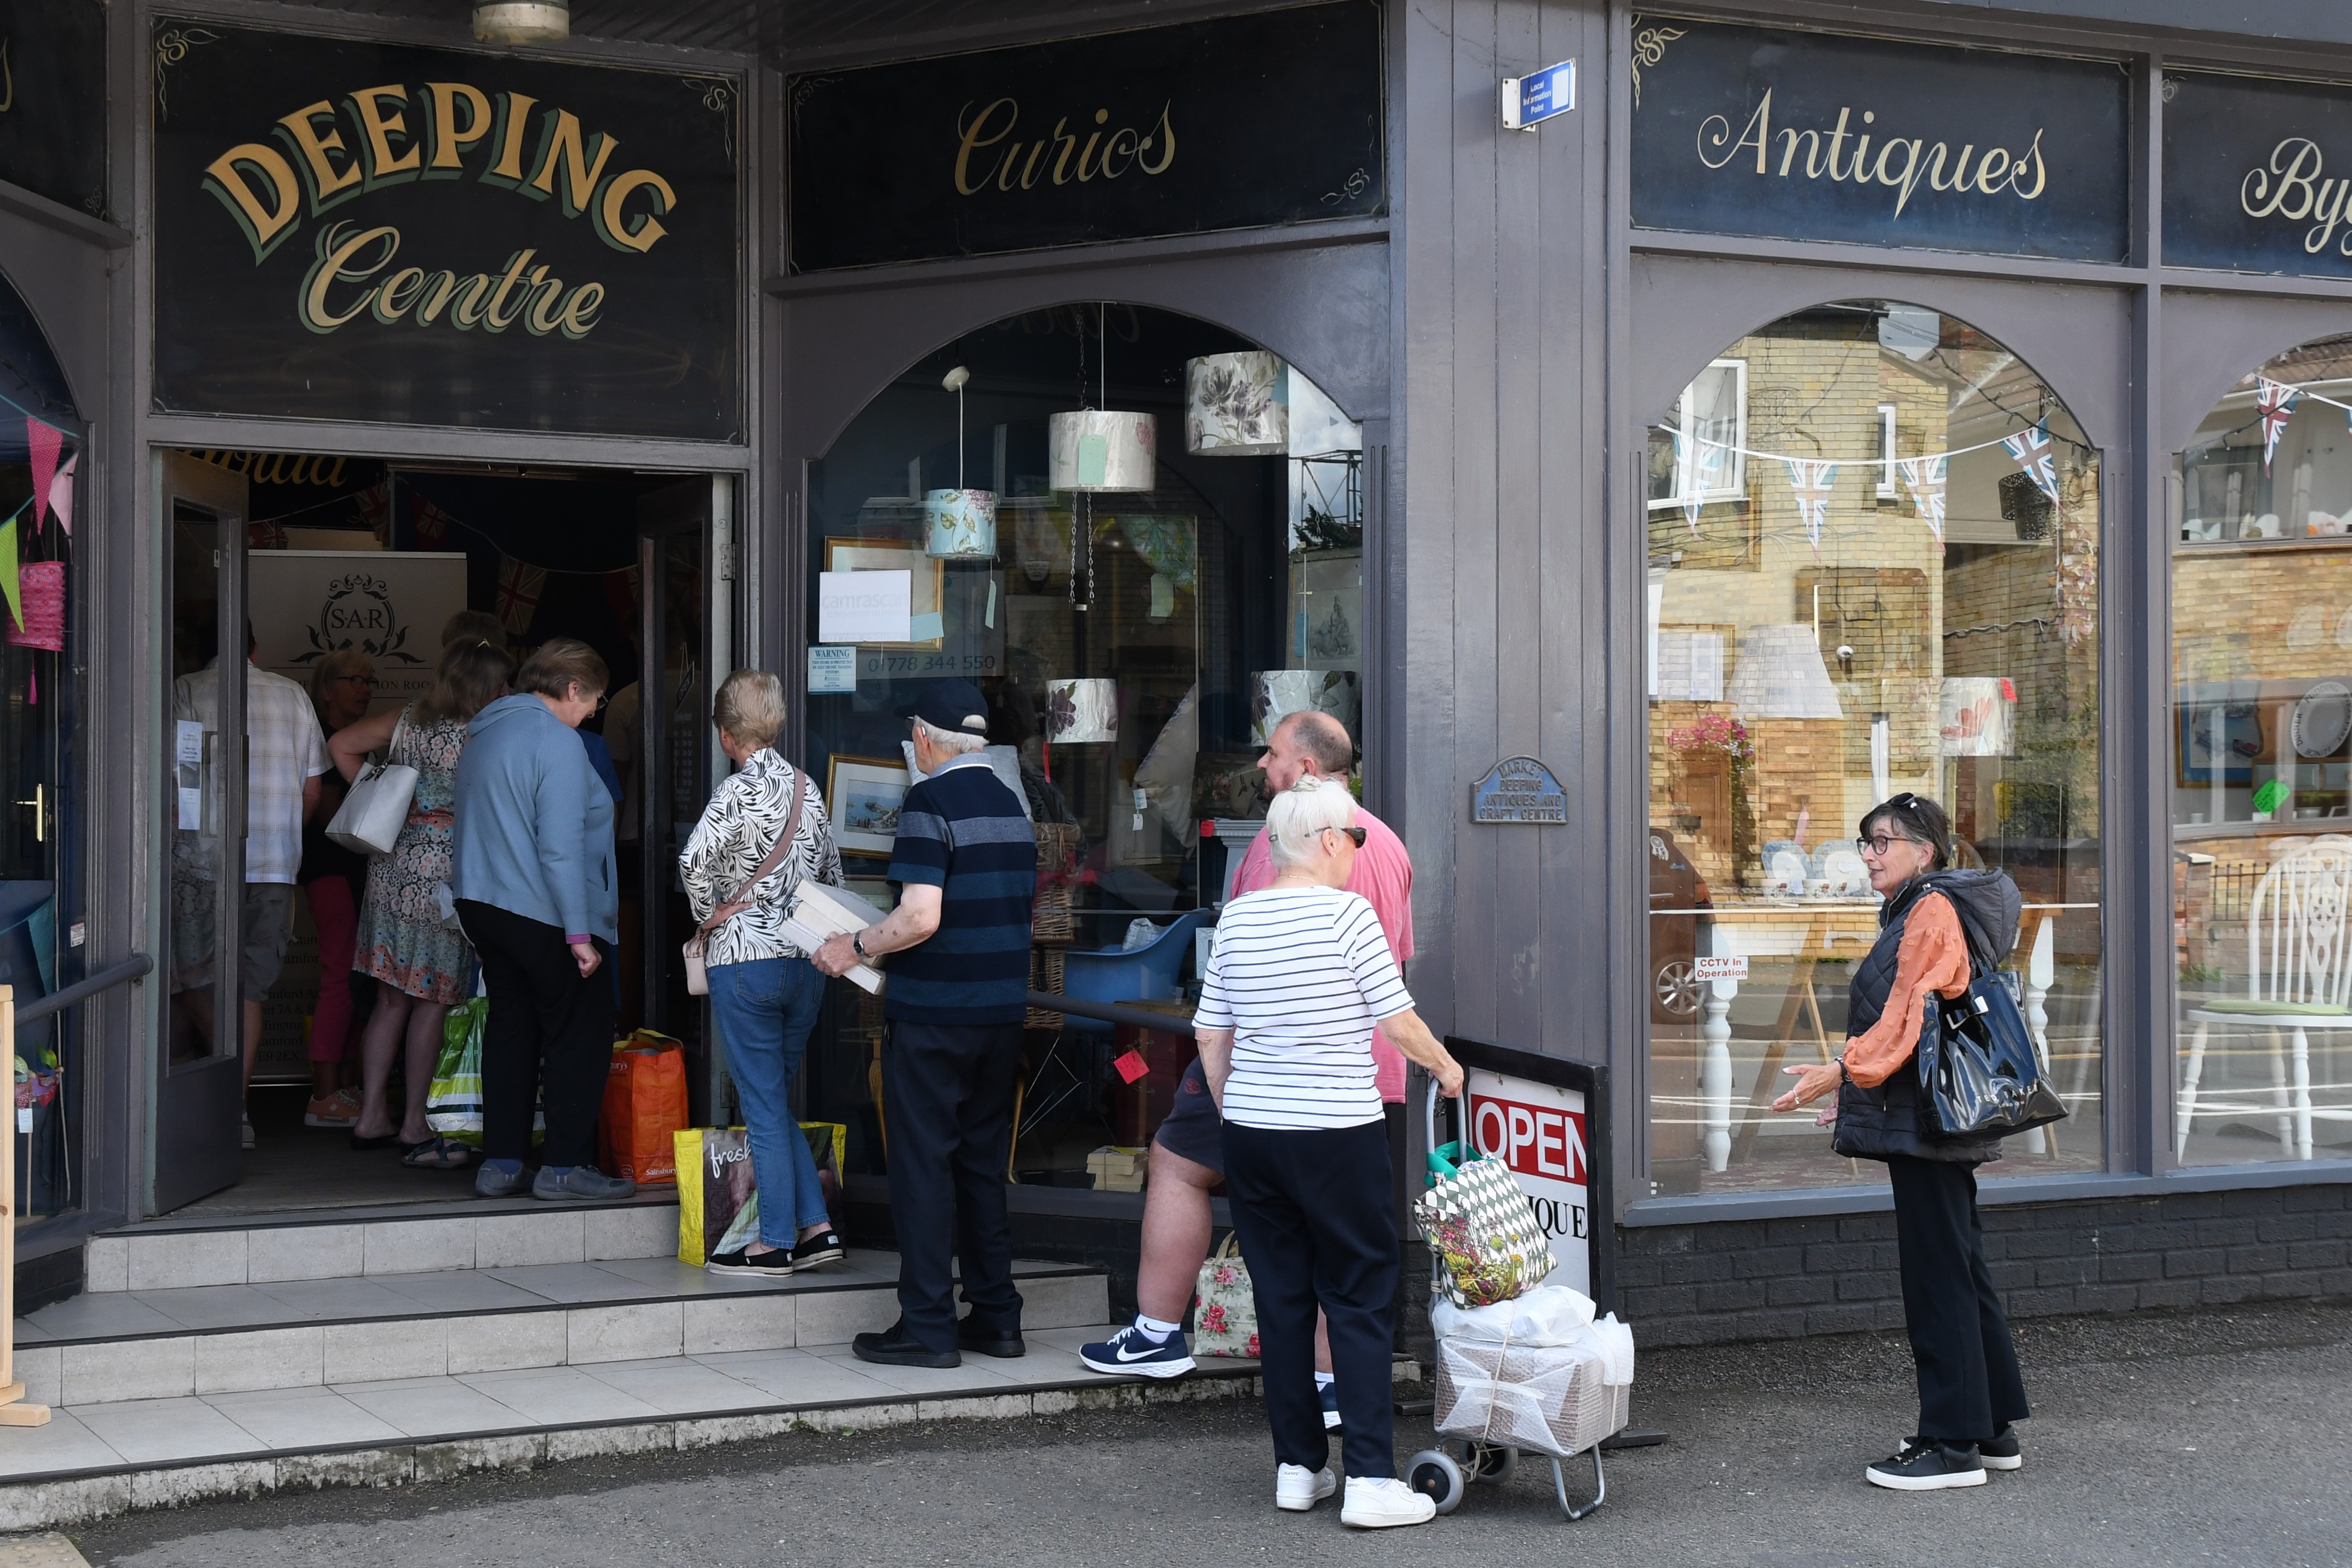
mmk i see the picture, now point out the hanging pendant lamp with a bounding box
[1049,305,1155,611]
[925,365,999,559]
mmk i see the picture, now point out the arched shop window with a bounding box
[1645,301,2104,1197]
[2171,334,2352,1168]
[0,271,84,1223]
[800,304,1365,1189]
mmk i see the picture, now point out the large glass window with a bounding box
[800,305,1365,1193]
[1645,301,2104,1196]
[2172,334,2352,1166]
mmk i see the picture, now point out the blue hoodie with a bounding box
[451,694,617,943]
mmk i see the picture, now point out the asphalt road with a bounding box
[67,1298,2352,1568]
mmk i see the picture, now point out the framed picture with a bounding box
[828,754,913,857]
[2177,701,2267,787]
[825,536,945,649]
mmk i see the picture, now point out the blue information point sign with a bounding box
[1501,59,1575,130]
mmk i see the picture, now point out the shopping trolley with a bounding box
[1404,1084,1626,1522]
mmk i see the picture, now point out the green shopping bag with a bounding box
[426,997,488,1146]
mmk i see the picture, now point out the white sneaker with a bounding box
[241,1117,256,1150]
[1341,1476,1438,1529]
[1275,1464,1336,1512]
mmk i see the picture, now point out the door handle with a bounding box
[13,783,41,842]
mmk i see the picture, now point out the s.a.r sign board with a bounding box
[1439,1038,1615,1309]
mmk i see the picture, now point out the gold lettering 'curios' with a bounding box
[953,97,1176,196]
[2241,138,2352,257]
[1694,90,2049,217]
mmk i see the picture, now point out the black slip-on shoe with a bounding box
[958,1317,1026,1358]
[1867,1441,1985,1491]
[853,1323,960,1369]
[705,1244,796,1279]
[790,1231,846,1271]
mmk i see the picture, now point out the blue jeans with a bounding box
[707,957,830,1249]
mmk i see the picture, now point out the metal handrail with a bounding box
[16,954,153,1028]
[1026,991,1195,1033]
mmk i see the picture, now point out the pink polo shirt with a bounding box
[1229,804,1416,1102]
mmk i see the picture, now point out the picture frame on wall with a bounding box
[828,755,914,858]
[825,537,946,649]
[2177,701,2267,787]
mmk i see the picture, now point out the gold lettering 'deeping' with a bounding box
[199,79,678,265]
[1694,90,2048,219]
[953,97,1176,197]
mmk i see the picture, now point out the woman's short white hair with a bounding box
[1265,777,1358,869]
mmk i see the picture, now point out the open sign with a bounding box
[1469,1092,1588,1184]
[1463,1069,1593,1294]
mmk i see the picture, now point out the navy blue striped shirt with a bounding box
[886,756,1037,1024]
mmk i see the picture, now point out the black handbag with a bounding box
[1917,972,2069,1140]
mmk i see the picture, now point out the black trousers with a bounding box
[881,1020,1025,1353]
[1887,1154,2030,1443]
[1222,1117,1399,1481]
[456,900,613,1169]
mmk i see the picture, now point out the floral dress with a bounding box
[354,709,474,1005]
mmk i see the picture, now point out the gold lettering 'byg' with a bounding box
[201,81,683,266]
[953,97,1176,195]
[297,221,606,339]
[2242,138,2352,257]
[1696,89,2048,219]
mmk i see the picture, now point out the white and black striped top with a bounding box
[1194,885,1414,1131]
[679,749,844,966]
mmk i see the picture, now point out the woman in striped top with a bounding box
[1195,777,1463,1530]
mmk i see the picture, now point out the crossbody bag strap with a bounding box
[697,763,808,936]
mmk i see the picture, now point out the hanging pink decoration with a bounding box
[45,452,75,536]
[22,419,59,534]
[1782,458,1838,555]
[2256,378,2301,473]
[7,562,65,651]
[2001,422,2061,507]
[1896,454,1949,545]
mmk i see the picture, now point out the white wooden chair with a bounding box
[2176,844,2352,1160]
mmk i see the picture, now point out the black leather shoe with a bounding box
[852,1323,960,1369]
[958,1318,1026,1358]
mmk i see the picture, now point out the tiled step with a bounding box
[84,1200,681,1292]
[14,1251,1108,1405]
[0,1329,1287,1531]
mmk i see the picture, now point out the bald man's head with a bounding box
[1258,708,1357,797]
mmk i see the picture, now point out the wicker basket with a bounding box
[1033,880,1075,945]
[1035,821,1082,873]
[1025,946,1066,1030]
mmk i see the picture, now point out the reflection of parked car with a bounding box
[1648,827,1714,1023]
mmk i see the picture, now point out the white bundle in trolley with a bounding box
[1432,1286,1635,1459]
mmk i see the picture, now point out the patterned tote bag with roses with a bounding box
[1192,1234,1261,1358]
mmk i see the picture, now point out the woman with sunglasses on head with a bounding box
[1772,792,2027,1492]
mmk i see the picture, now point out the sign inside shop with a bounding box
[2163,70,2352,279]
[1629,18,2130,263]
[150,21,740,439]
[1470,756,1569,825]
[785,0,1384,271]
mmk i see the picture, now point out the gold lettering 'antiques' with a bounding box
[199,80,677,340]
[2240,138,2352,257]
[1695,90,2047,218]
[951,98,1177,195]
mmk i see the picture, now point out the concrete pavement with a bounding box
[61,1297,2352,1568]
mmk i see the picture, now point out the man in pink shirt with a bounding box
[1081,712,1415,1418]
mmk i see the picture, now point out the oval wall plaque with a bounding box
[1471,756,1568,824]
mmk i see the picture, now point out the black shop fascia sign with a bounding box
[2165,68,2352,279]
[1630,18,2131,264]
[151,21,740,440]
[785,0,1385,273]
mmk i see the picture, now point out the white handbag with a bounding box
[326,711,420,857]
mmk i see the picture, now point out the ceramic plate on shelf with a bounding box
[1766,849,1811,896]
[1818,845,1872,897]
[2293,680,2352,759]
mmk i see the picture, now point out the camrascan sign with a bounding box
[150,21,741,439]
[1629,18,2130,263]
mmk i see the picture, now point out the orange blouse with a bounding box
[1842,892,1971,1088]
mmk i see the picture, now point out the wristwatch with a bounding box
[851,930,871,960]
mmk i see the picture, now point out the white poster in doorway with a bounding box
[250,552,471,716]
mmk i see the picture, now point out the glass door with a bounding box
[155,451,250,1213]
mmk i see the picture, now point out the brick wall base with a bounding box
[1618,1181,2352,1346]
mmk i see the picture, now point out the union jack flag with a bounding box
[2256,377,2301,473]
[1783,459,1838,554]
[1896,455,1948,546]
[1674,429,1721,536]
[2001,423,2061,508]
[494,554,546,637]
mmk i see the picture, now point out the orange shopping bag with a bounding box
[599,1030,687,1184]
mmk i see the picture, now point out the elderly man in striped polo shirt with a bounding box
[814,677,1037,1369]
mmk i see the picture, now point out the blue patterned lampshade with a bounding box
[924,488,998,559]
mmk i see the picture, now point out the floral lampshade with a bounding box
[1186,351,1289,456]
[1045,677,1118,743]
[1251,668,1360,746]
[1726,625,1842,722]
[1049,411,1155,491]
[1938,676,2016,757]
[924,488,998,559]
